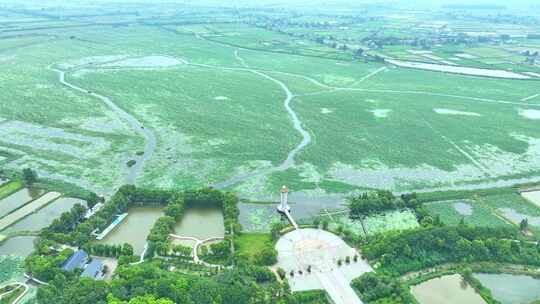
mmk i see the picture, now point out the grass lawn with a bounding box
[234,233,273,262]
[0,181,23,200]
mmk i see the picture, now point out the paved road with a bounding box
[318,269,363,304]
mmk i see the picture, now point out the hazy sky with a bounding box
[4,0,539,11]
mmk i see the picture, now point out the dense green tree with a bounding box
[363,226,540,275]
[254,245,277,266]
[520,218,529,231]
[108,295,175,304]
[122,243,134,256]
[352,272,414,303]
[349,191,399,218]
[22,168,38,185]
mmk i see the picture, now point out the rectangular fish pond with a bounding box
[411,274,486,304]
[173,207,225,247]
[474,273,540,304]
[0,188,44,218]
[98,207,164,255]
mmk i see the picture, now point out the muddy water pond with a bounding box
[173,207,224,246]
[3,197,85,233]
[474,273,540,304]
[98,207,163,255]
[411,274,486,304]
[0,188,44,218]
[0,236,36,257]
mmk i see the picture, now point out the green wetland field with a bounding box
[3,1,540,304]
[1,1,540,204]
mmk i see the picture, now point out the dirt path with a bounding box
[522,93,540,102]
[0,192,61,231]
[300,86,540,107]
[423,120,495,178]
[349,67,387,87]
[50,66,156,185]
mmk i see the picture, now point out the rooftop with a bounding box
[62,249,88,271]
[81,259,104,279]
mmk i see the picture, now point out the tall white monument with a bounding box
[278,185,291,213]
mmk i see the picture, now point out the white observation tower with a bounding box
[278,185,291,213]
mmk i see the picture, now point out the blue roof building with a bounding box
[81,259,104,280]
[62,249,88,271]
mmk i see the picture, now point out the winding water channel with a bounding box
[212,69,311,188]
[50,54,540,195]
[51,56,313,190]
[50,66,156,184]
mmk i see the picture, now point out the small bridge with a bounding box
[282,209,298,230]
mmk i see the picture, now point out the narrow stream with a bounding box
[51,67,156,185]
[212,69,311,189]
[52,56,310,190]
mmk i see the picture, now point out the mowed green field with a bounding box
[1,13,540,201]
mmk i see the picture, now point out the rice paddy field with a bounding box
[1,2,540,210]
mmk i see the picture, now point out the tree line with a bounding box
[363,225,540,275]
[34,259,314,304]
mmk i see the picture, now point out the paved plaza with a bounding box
[275,228,373,304]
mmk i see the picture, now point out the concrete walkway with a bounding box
[318,269,362,304]
[283,209,299,230]
[95,213,128,240]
